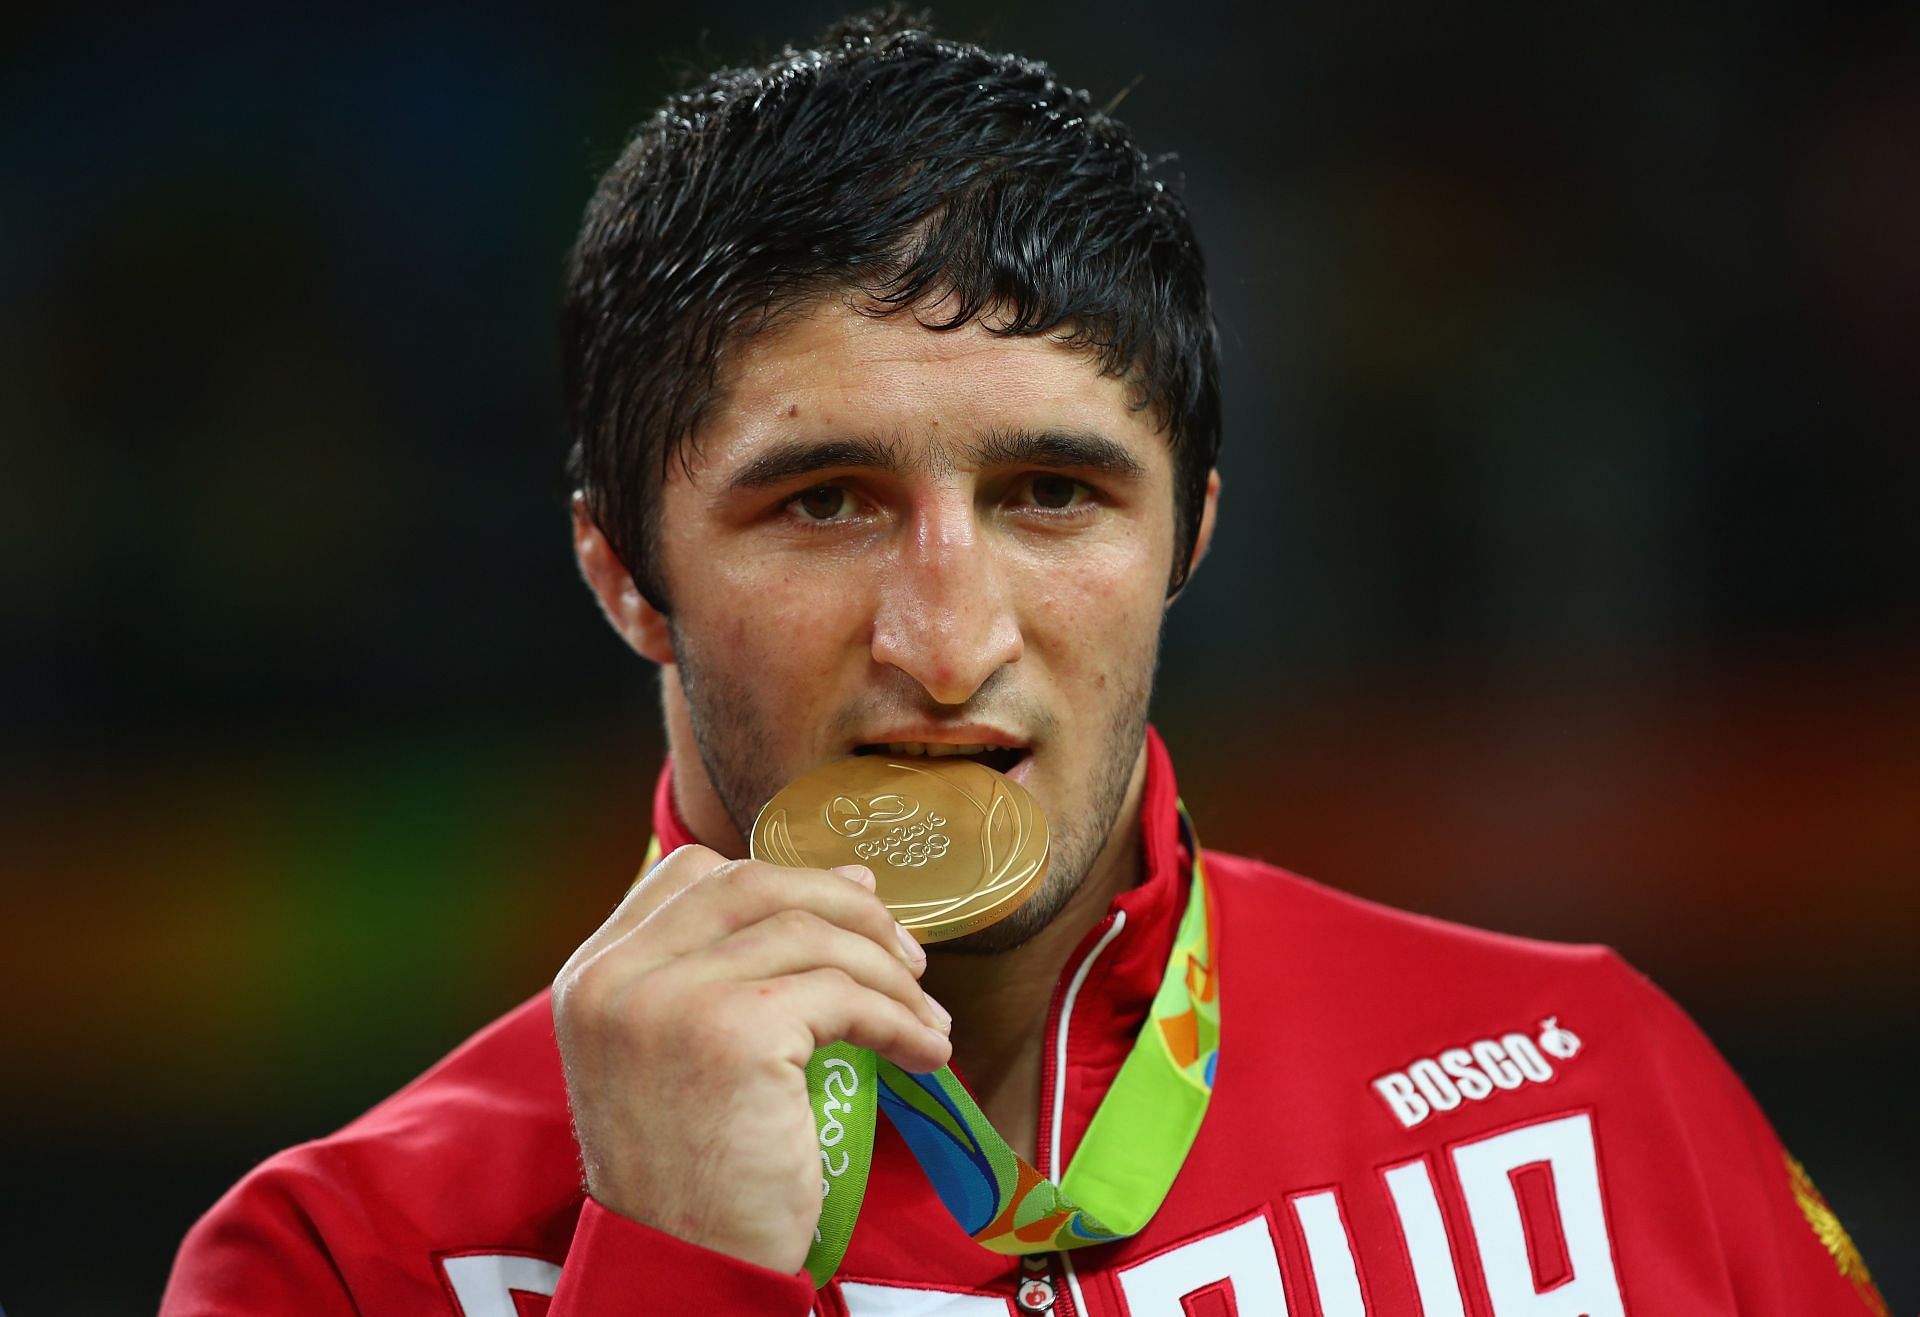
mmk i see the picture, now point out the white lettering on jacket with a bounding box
[1454,1112,1625,1315]
[833,1110,1624,1316]
[1372,1017,1583,1129]
[439,1253,561,1317]
[1116,1212,1291,1314]
[434,1109,1622,1316]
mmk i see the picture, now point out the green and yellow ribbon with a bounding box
[645,805,1219,1287]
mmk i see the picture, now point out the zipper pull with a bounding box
[1015,1254,1056,1314]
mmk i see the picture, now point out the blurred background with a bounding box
[2,1,1915,1310]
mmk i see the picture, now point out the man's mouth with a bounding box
[852,742,1030,776]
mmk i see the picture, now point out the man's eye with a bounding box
[1025,475,1089,511]
[791,485,854,520]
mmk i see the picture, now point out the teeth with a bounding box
[883,742,991,757]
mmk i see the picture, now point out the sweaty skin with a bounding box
[562,298,1219,1273]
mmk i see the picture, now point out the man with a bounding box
[164,11,1885,1315]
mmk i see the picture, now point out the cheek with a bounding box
[1022,545,1162,679]
[686,560,871,686]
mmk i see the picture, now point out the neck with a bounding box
[917,746,1149,1164]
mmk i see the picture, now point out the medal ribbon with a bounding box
[640,804,1219,1288]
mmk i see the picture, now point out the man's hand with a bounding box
[551,845,951,1275]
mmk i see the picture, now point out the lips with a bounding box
[852,740,1029,776]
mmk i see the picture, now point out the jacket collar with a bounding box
[1050,724,1192,1120]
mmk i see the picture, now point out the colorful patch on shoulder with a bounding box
[1786,1153,1888,1316]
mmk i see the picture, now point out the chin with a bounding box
[927,863,1082,957]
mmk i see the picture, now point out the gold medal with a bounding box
[750,756,1050,943]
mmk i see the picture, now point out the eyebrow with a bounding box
[969,427,1147,478]
[723,427,1145,493]
[725,436,903,492]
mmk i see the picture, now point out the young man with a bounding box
[164,13,1885,1315]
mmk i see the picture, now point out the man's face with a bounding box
[645,300,1199,950]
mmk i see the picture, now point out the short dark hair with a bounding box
[561,8,1220,608]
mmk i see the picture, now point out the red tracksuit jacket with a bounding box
[163,730,1886,1315]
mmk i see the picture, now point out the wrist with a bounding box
[584,1178,796,1276]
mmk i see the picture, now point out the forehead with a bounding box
[682,301,1168,479]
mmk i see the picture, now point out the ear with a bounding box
[572,492,674,665]
[1169,467,1222,603]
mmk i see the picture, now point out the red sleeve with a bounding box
[550,1199,817,1314]
[1615,956,1890,1316]
[162,1164,818,1316]
[160,1159,358,1316]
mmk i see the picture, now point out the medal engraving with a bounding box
[751,757,1051,942]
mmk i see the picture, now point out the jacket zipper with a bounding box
[1030,910,1124,1317]
[1016,1253,1067,1314]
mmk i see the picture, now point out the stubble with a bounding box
[667,614,1163,956]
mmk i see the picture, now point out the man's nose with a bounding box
[869,502,1023,705]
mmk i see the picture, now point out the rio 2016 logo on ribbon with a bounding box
[805,1044,877,1276]
[817,1056,860,1183]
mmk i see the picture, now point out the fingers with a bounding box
[769,966,954,1075]
[555,847,950,1077]
[615,856,918,972]
[559,843,730,979]
[698,909,943,1031]
[607,844,734,940]
[550,840,954,1270]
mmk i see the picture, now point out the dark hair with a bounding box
[561,8,1220,608]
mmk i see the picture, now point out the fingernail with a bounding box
[924,993,952,1033]
[831,864,876,890]
[894,921,926,967]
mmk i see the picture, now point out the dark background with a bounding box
[2,2,1915,1311]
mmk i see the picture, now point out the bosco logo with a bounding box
[1371,1017,1582,1129]
[1538,1015,1581,1059]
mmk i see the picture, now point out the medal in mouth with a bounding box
[850,741,1029,777]
[752,754,1050,942]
